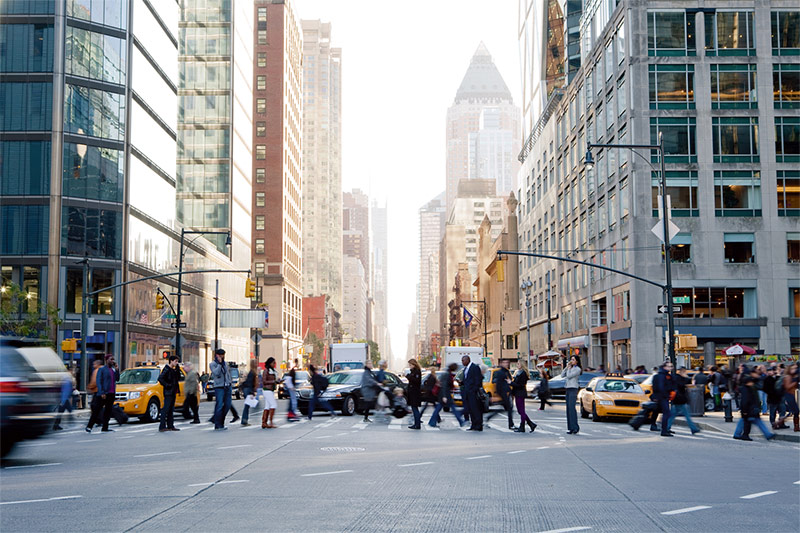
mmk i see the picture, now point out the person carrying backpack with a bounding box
[307,364,336,419]
[419,370,438,420]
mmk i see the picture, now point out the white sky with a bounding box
[295,0,521,365]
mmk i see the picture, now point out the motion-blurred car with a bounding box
[115,364,187,422]
[639,371,714,411]
[452,367,507,407]
[0,338,63,457]
[578,375,649,421]
[206,365,241,401]
[277,370,309,399]
[546,371,602,398]
[297,369,407,416]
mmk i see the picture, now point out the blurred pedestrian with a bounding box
[734,373,774,441]
[649,361,675,437]
[763,367,784,429]
[360,360,380,422]
[561,355,582,434]
[158,355,180,432]
[428,363,464,427]
[210,348,232,431]
[538,370,553,410]
[488,359,515,430]
[86,355,117,433]
[261,357,278,428]
[53,368,76,430]
[239,359,258,426]
[462,355,483,431]
[779,363,799,432]
[182,362,201,424]
[308,364,336,419]
[200,371,209,394]
[667,367,700,434]
[692,367,708,388]
[512,361,536,433]
[419,369,438,420]
[284,360,299,422]
[406,359,422,430]
[709,366,724,411]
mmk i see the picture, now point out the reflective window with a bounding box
[131,47,177,130]
[64,84,125,140]
[65,25,126,84]
[775,116,800,162]
[0,205,48,254]
[1,1,55,14]
[62,142,124,202]
[178,94,230,124]
[130,102,175,177]
[774,64,800,108]
[176,198,229,230]
[61,206,122,258]
[180,26,230,55]
[176,163,230,193]
[0,82,52,130]
[0,23,54,72]
[647,11,695,56]
[129,155,176,225]
[704,11,755,56]
[710,64,757,109]
[181,0,230,22]
[650,117,696,163]
[777,170,800,216]
[180,61,230,90]
[772,11,800,55]
[712,117,759,163]
[178,128,230,159]
[649,64,694,109]
[673,287,756,319]
[724,233,755,264]
[714,170,761,216]
[0,141,50,195]
[652,171,699,217]
[90,268,114,314]
[67,0,128,30]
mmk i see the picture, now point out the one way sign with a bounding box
[658,305,682,314]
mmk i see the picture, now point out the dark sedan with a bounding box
[277,370,309,399]
[297,370,406,416]
[547,371,603,398]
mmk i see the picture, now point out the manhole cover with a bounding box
[320,446,365,452]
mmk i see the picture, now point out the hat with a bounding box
[215,348,226,356]
[104,354,114,361]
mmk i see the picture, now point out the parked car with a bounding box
[546,371,603,398]
[277,370,309,399]
[0,338,62,457]
[206,365,241,401]
[297,369,407,416]
[115,364,187,422]
[525,369,543,398]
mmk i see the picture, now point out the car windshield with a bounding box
[119,369,158,384]
[596,379,643,393]
[295,371,309,381]
[327,372,362,385]
[230,368,239,378]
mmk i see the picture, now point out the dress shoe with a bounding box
[230,416,240,423]
[101,428,114,432]
[159,428,169,432]
[514,426,526,433]
[527,421,537,433]
[660,433,673,437]
[170,427,180,431]
[739,436,753,441]
[214,427,228,431]
[85,427,92,433]
[190,420,201,424]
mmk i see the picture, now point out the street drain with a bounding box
[320,447,365,452]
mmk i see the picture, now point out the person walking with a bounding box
[158,355,180,432]
[779,363,799,432]
[360,360,380,422]
[53,368,76,430]
[86,355,118,433]
[406,359,422,430]
[284,363,299,422]
[182,362,201,424]
[512,361,536,433]
[261,357,278,428]
[307,364,336,419]
[561,355,582,435]
[210,348,233,431]
[200,371,209,395]
[462,355,484,431]
[419,369,439,421]
[649,361,675,437]
[239,360,258,426]
[537,370,553,410]
[763,367,784,429]
[734,373,775,441]
[489,359,515,430]
[428,363,464,428]
[667,367,700,434]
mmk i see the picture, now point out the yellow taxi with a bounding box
[577,374,649,421]
[640,371,713,410]
[453,367,506,407]
[114,365,186,422]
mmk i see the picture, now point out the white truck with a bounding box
[440,346,484,369]
[329,343,369,373]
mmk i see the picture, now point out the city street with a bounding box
[1,400,798,532]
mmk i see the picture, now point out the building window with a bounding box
[256,98,266,113]
[613,291,630,322]
[255,192,265,207]
[255,262,265,276]
[775,116,800,162]
[255,238,265,254]
[650,117,697,163]
[256,75,266,91]
[61,207,122,259]
[712,117,759,163]
[620,178,630,220]
[777,170,800,216]
[256,122,265,137]
[791,289,800,318]
[257,7,267,22]
[772,11,800,55]
[773,64,800,108]
[652,171,699,217]
[647,10,696,56]
[724,233,755,263]
[649,64,694,109]
[673,287,756,318]
[255,168,265,183]
[257,30,267,45]
[704,11,755,56]
[788,233,800,263]
[714,170,761,216]
[255,215,265,230]
[257,52,266,68]
[669,233,692,263]
[710,64,757,109]
[255,144,266,160]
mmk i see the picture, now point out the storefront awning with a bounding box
[556,335,589,349]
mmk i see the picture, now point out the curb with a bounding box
[672,418,800,443]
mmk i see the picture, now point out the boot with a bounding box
[508,413,516,430]
[527,420,537,433]
[794,414,799,432]
[261,410,268,429]
[514,424,526,433]
[268,409,277,428]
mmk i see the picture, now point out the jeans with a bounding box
[54,397,73,427]
[758,390,768,414]
[515,395,530,425]
[740,416,774,439]
[183,393,200,422]
[411,405,421,427]
[565,388,579,433]
[428,396,463,427]
[768,403,780,426]
[213,385,232,428]
[308,394,336,419]
[160,394,176,429]
[288,388,298,414]
[668,403,699,433]
[784,393,799,416]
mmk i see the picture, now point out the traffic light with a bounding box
[676,334,698,350]
[496,259,505,282]
[155,291,164,310]
[61,338,77,352]
[245,277,256,299]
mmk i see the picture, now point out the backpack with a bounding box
[318,374,329,392]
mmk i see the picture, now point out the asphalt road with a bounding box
[1,399,798,533]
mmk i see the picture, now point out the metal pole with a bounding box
[214,279,219,352]
[499,313,503,360]
[659,132,677,374]
[482,299,487,357]
[526,293,532,372]
[176,229,185,360]
[79,255,89,391]
[546,271,552,350]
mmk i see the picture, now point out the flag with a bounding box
[463,307,474,329]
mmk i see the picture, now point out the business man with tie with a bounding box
[462,355,484,431]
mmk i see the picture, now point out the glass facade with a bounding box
[771,11,800,55]
[61,207,123,259]
[0,141,50,195]
[649,64,694,109]
[774,64,800,108]
[712,117,759,162]
[714,170,762,216]
[0,82,53,130]
[704,11,755,56]
[647,11,695,56]
[775,116,800,162]
[710,64,757,109]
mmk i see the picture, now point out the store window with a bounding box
[771,11,800,55]
[649,64,694,109]
[714,170,761,216]
[710,64,757,109]
[788,233,800,263]
[724,233,755,263]
[647,11,695,56]
[773,64,800,108]
[712,117,759,163]
[775,116,800,162]
[704,11,755,56]
[652,171,699,217]
[21,266,40,313]
[673,287,756,318]
[650,117,696,163]
[91,269,113,315]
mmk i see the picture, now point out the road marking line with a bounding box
[661,505,711,515]
[1,495,82,506]
[187,482,214,487]
[424,425,440,431]
[314,435,332,439]
[537,526,592,533]
[301,470,353,477]
[398,461,434,467]
[465,455,491,460]
[19,442,56,447]
[76,439,100,443]
[218,479,249,484]
[794,480,800,485]
[116,436,135,440]
[675,434,704,441]
[4,463,62,469]
[387,425,400,430]
[740,491,778,499]
[129,428,156,433]
[353,423,367,429]
[217,444,252,450]
[336,432,349,436]
[133,451,180,458]
[488,423,513,433]
[537,446,551,450]
[507,450,526,454]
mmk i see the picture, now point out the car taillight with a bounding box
[0,379,30,394]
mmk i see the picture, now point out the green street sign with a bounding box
[165,313,176,319]
[673,296,690,304]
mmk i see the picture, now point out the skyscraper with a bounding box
[301,19,342,315]
[417,193,445,357]
[251,0,303,366]
[371,199,389,358]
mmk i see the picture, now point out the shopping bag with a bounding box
[244,394,258,408]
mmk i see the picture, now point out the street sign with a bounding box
[657,305,682,314]
[165,313,176,319]
[651,218,680,243]
[673,296,690,304]
[171,321,187,328]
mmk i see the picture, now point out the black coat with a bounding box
[493,367,512,399]
[739,384,761,418]
[651,369,675,402]
[673,374,689,405]
[242,370,257,396]
[158,365,179,396]
[407,367,422,407]
[764,375,783,404]
[463,363,483,394]
[511,370,528,398]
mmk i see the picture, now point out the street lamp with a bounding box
[584,132,676,372]
[521,278,532,371]
[176,228,232,360]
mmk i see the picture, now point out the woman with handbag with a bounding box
[261,358,279,428]
[240,360,258,426]
[512,361,536,433]
[406,359,423,430]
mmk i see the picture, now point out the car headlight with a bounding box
[598,400,613,405]
[321,392,341,398]
[129,392,141,400]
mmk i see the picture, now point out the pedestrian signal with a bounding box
[245,277,256,298]
[61,338,77,352]
[496,259,505,282]
[155,292,164,310]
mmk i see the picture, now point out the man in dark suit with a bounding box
[489,359,515,429]
[462,355,483,431]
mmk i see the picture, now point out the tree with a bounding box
[354,339,381,366]
[305,332,326,368]
[0,282,62,344]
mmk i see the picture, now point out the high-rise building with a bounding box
[342,189,369,272]
[516,0,800,369]
[341,188,369,342]
[341,255,367,341]
[371,199,389,359]
[301,19,342,314]
[445,42,520,214]
[251,0,303,366]
[417,193,445,357]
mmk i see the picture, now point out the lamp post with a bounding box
[545,271,552,351]
[521,279,532,371]
[176,229,231,360]
[584,132,676,372]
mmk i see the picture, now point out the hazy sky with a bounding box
[294,0,521,364]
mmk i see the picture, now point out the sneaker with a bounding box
[85,427,92,433]
[214,427,228,431]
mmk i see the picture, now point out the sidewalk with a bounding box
[671,409,800,443]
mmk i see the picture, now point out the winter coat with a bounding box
[241,370,257,396]
[407,367,422,407]
[493,367,512,399]
[739,384,761,418]
[360,369,380,402]
[651,368,675,402]
[511,369,528,399]
[184,369,199,397]
[158,365,179,396]
[764,375,783,404]
[210,359,232,388]
[672,374,689,405]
